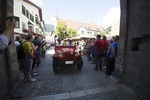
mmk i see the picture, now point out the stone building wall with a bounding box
[116,0,150,99]
[0,0,19,100]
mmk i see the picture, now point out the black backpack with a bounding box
[17,41,26,59]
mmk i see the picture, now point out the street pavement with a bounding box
[13,47,139,100]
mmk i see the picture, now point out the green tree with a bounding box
[67,28,77,38]
[54,21,67,39]
[100,26,111,36]
[105,26,111,34]
[100,31,105,36]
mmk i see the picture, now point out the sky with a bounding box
[30,0,120,28]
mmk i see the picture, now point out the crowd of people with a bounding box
[55,39,87,52]
[15,35,48,83]
[0,19,119,84]
[86,35,119,75]
[0,19,49,83]
[54,35,119,76]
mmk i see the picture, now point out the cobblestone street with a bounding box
[13,47,139,100]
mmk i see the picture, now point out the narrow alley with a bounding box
[13,47,138,100]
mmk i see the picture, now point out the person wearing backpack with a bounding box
[94,35,104,71]
[15,36,24,71]
[22,35,36,82]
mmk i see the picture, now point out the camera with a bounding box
[0,16,20,34]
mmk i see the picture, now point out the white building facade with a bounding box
[77,26,101,36]
[13,0,45,39]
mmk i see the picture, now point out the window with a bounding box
[28,26,34,32]
[30,14,34,22]
[81,31,84,34]
[26,10,29,18]
[36,28,39,33]
[32,16,34,22]
[35,14,39,24]
[22,22,26,29]
[30,14,32,20]
[22,5,26,15]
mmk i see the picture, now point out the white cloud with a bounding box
[29,0,44,7]
[101,7,120,28]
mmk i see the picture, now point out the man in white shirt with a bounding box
[55,39,63,46]
[0,20,15,50]
[15,36,22,47]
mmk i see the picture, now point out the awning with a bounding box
[80,35,96,39]
[64,38,72,41]
[72,35,96,40]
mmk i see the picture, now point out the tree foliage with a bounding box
[100,26,111,36]
[100,31,106,36]
[67,28,77,38]
[55,21,67,39]
[105,26,111,34]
